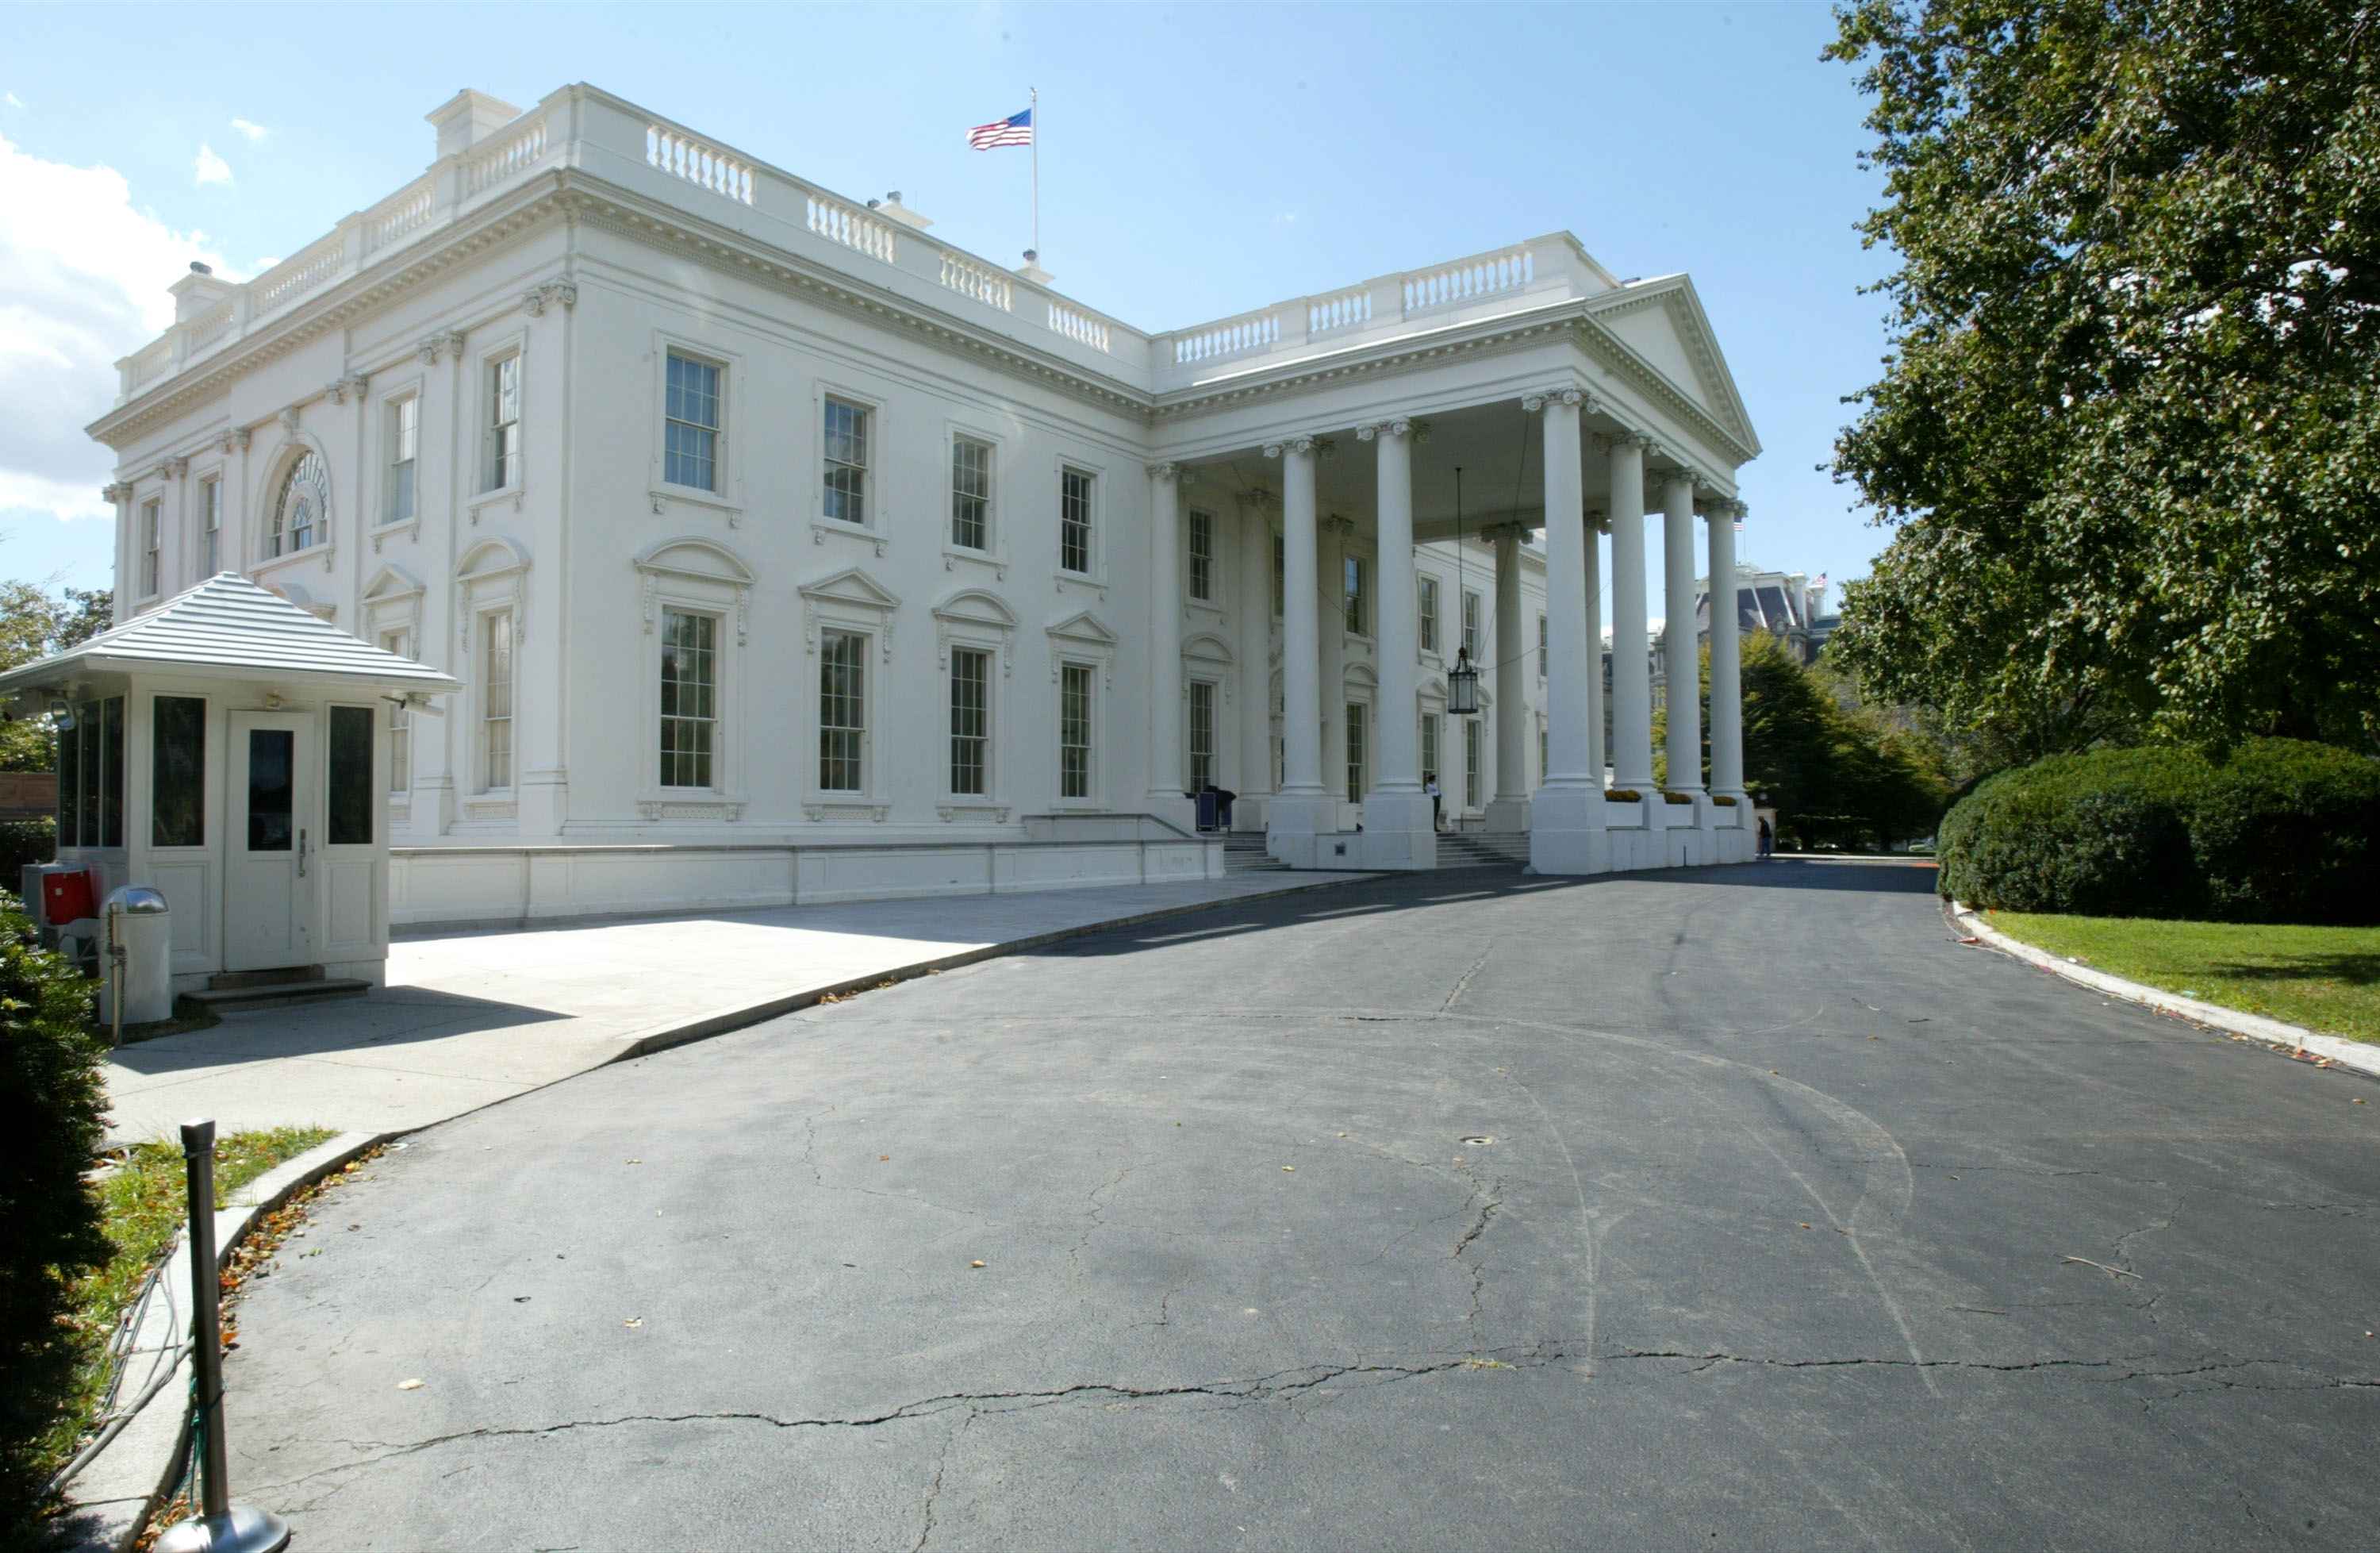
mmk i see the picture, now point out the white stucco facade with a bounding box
[90,84,1760,924]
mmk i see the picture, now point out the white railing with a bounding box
[1308,288,1372,335]
[251,239,346,316]
[1404,246,1534,313]
[123,341,174,394]
[464,117,548,197]
[1173,309,1277,364]
[184,301,236,353]
[1046,302,1112,353]
[364,177,436,252]
[939,252,1012,310]
[648,126,753,205]
[807,195,895,262]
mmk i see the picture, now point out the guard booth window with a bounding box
[56,696,125,848]
[328,705,374,846]
[152,697,205,847]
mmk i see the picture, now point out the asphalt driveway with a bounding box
[219,859,2380,1550]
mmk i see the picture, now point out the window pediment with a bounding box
[635,535,753,586]
[800,566,897,659]
[458,534,532,583]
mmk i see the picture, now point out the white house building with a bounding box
[88,84,1760,925]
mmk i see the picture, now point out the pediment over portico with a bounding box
[1584,276,1758,456]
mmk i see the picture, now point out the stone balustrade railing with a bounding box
[109,85,1604,406]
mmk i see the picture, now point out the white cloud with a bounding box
[4,94,22,110]
[0,133,226,527]
[194,142,232,186]
[231,118,267,142]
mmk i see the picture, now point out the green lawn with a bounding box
[1987,912,2380,1045]
[39,1127,336,1494]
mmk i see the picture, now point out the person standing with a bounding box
[1425,773,1442,832]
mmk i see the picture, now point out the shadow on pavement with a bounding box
[104,986,570,1075]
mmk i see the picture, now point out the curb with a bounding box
[612,869,1380,1062]
[56,1129,393,1553]
[1946,900,2380,1081]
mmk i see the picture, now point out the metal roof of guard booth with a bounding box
[0,574,461,698]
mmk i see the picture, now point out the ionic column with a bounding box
[1606,435,1656,792]
[1236,496,1276,813]
[1263,436,1332,845]
[1659,467,1703,794]
[1707,499,1747,808]
[1485,522,1530,832]
[1583,506,1607,787]
[1526,389,1606,875]
[1357,421,1433,859]
[1146,463,1192,822]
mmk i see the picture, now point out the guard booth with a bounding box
[0,575,459,991]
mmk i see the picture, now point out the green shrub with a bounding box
[1938,740,2380,923]
[0,892,103,1540]
[0,820,52,885]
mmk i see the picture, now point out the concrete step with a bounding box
[1436,832,1531,869]
[186,977,372,1014]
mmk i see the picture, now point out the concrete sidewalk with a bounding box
[103,874,1364,1141]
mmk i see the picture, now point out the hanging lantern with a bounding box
[1447,648,1480,717]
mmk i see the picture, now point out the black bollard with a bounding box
[153,1121,289,1553]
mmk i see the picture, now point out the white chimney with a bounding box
[873,191,931,231]
[426,90,523,163]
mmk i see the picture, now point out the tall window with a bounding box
[1342,555,1367,635]
[487,355,521,490]
[328,705,374,848]
[951,437,992,550]
[1059,663,1092,798]
[140,499,161,598]
[382,630,412,794]
[665,354,721,492]
[1273,533,1285,617]
[58,698,125,848]
[1420,712,1440,789]
[482,609,513,790]
[1188,511,1215,601]
[660,609,716,788]
[1060,467,1094,573]
[388,398,418,523]
[1418,577,1439,654]
[1464,717,1482,809]
[1539,719,1549,788]
[950,648,988,795]
[1345,702,1366,799]
[1461,589,1482,659]
[269,452,328,559]
[152,696,204,848]
[1538,613,1549,678]
[823,398,869,525]
[200,477,221,575]
[1188,680,1215,790]
[819,629,866,790]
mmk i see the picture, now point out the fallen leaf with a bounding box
[880,1155,890,1161]
[514,1296,531,1303]
[624,1317,644,1328]
[1798,1223,1811,1229]
[1281,1166,1295,1172]
[625,1158,642,1165]
[970,1260,986,1268]
[398,1378,424,1390]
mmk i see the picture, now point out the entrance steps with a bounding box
[1436,831,1532,870]
[186,966,371,1014]
[1220,832,1293,874]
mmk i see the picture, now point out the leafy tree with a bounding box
[1825,0,2380,757]
[0,586,111,773]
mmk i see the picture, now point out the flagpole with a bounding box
[1030,85,1040,263]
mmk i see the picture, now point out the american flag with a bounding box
[968,109,1033,149]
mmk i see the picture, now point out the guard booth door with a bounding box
[225,712,316,971]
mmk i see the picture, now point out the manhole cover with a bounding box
[1460,1136,1494,1147]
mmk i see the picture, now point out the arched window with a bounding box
[269,451,330,559]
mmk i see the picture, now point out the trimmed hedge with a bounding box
[0,892,102,1540]
[1937,739,2380,924]
[0,819,54,885]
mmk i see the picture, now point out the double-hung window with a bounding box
[819,630,866,790]
[487,356,521,490]
[200,479,221,575]
[1059,468,1094,574]
[1273,534,1285,617]
[1418,577,1439,655]
[1538,614,1549,678]
[1421,712,1441,788]
[949,648,989,795]
[382,630,413,794]
[140,499,161,598]
[665,354,721,492]
[1058,663,1092,798]
[482,610,514,790]
[1464,719,1482,809]
[823,399,869,525]
[660,609,717,789]
[1188,680,1215,790]
[1188,511,1215,601]
[1461,589,1482,659]
[1342,555,1366,636]
[389,398,418,523]
[951,437,992,550]
[1345,702,1366,799]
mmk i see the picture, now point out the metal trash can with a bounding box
[98,885,173,1028]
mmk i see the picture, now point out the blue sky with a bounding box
[0,1,1892,600]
